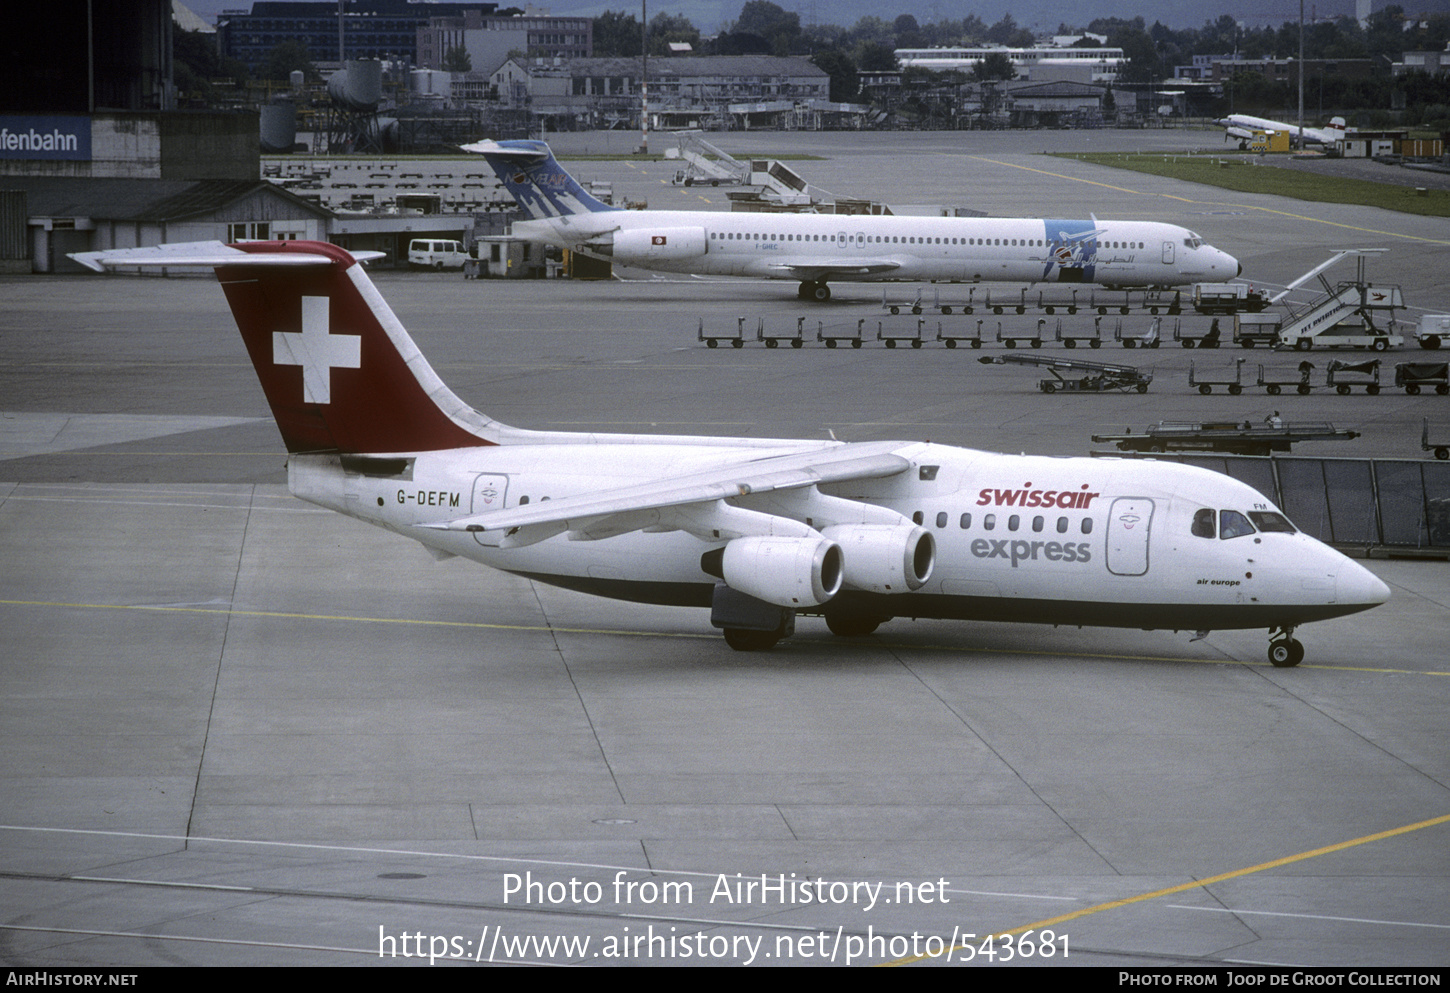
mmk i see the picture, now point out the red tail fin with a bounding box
[218,241,495,454]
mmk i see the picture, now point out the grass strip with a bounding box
[1054,151,1450,218]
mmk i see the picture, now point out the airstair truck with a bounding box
[1271,249,1404,351]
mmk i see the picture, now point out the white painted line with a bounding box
[1168,903,1450,930]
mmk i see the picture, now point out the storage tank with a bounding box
[260,100,296,153]
[328,60,382,111]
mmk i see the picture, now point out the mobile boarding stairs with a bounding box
[1258,249,1403,352]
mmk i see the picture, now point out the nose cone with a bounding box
[1338,560,1391,608]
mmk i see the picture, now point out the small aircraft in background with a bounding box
[71,240,1386,664]
[1215,114,1348,149]
[461,139,1241,302]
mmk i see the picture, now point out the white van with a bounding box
[408,239,469,269]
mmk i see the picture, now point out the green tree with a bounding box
[442,46,472,72]
[1087,16,1146,36]
[174,27,249,103]
[711,31,773,55]
[985,14,1020,45]
[972,51,1017,82]
[261,40,315,83]
[893,13,922,48]
[812,49,859,102]
[1111,29,1161,84]
[648,12,700,55]
[736,0,800,42]
[594,10,642,57]
[856,41,898,72]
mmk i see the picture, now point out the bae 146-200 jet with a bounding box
[460,140,1241,302]
[72,240,1387,664]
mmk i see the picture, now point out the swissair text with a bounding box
[977,484,1100,509]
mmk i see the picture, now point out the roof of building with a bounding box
[171,0,214,34]
[238,0,491,17]
[1005,80,1108,97]
[510,55,829,79]
[4,178,334,221]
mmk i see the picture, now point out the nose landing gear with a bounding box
[1267,627,1304,667]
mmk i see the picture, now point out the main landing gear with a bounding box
[824,609,887,638]
[1267,627,1304,667]
[723,610,889,649]
[723,626,787,651]
[797,280,831,302]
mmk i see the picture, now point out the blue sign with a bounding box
[0,116,91,160]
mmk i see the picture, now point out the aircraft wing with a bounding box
[1223,125,1256,141]
[70,241,385,271]
[418,440,914,546]
[767,260,902,281]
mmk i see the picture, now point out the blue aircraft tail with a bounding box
[460,139,620,220]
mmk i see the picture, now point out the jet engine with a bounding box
[822,524,935,593]
[707,535,843,607]
[584,227,707,262]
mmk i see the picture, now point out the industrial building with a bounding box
[0,0,334,272]
[217,0,497,70]
[894,44,1127,84]
[416,9,594,77]
[8,177,333,273]
[490,55,834,131]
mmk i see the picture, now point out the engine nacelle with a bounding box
[716,535,843,607]
[587,227,708,262]
[822,524,935,594]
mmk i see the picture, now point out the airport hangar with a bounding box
[1,130,1448,968]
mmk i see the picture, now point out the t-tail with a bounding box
[71,240,501,454]
[459,138,619,220]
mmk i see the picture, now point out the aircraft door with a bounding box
[1106,497,1154,576]
[837,230,847,248]
[1162,241,1175,265]
[855,231,865,248]
[471,473,510,546]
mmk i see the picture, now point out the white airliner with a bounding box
[72,240,1387,665]
[1216,114,1348,149]
[461,140,1241,301]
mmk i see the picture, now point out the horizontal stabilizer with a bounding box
[459,140,547,161]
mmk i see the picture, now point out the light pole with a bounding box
[1297,0,1305,149]
[640,0,649,154]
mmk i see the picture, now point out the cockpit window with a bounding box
[1192,508,1216,538]
[1249,511,1296,534]
[1220,510,1256,539]
[1184,232,1203,249]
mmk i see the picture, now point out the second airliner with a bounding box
[464,139,1241,301]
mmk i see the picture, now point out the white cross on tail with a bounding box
[272,296,361,404]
